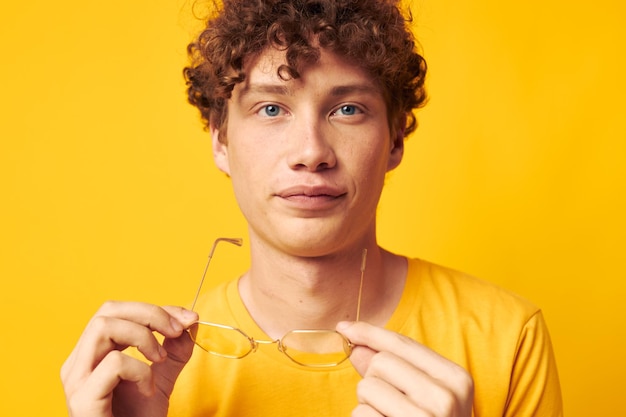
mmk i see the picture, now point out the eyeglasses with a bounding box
[187,237,367,368]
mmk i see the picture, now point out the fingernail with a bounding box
[182,309,197,320]
[170,317,183,332]
[336,321,353,331]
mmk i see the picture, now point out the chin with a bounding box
[251,216,363,256]
[282,233,355,259]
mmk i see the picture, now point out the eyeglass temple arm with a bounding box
[355,248,367,322]
[190,237,243,311]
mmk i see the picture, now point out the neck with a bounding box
[238,238,407,339]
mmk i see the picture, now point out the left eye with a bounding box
[335,105,360,116]
[260,105,281,117]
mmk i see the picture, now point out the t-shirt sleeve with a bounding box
[504,310,563,416]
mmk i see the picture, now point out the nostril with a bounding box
[316,162,331,171]
[292,161,332,172]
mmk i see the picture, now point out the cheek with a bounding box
[228,168,261,224]
[228,157,255,196]
[356,143,393,180]
[226,144,273,202]
[346,150,389,209]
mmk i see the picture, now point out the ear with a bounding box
[386,124,405,172]
[211,126,231,176]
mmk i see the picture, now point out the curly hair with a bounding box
[184,0,427,140]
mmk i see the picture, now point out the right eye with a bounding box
[259,104,282,117]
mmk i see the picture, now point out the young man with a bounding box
[61,1,563,416]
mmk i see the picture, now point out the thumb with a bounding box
[151,331,195,397]
[349,345,377,377]
[150,306,198,397]
[111,333,195,417]
[338,321,378,377]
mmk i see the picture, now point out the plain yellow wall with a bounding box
[1,0,624,415]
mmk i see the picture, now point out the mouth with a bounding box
[275,185,347,209]
[277,185,345,198]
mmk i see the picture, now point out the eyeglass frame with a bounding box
[186,237,367,368]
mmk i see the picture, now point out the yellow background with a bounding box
[1,0,624,415]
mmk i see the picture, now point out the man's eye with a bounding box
[335,105,361,116]
[261,105,281,117]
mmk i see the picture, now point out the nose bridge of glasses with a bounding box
[252,337,282,354]
[253,338,280,345]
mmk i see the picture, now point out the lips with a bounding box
[275,185,347,210]
[276,185,346,199]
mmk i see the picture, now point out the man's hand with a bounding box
[337,321,474,417]
[61,301,198,417]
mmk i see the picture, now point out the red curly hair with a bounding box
[184,0,427,140]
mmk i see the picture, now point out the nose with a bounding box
[286,117,337,172]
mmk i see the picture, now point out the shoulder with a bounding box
[391,257,544,362]
[406,257,540,323]
[392,258,563,414]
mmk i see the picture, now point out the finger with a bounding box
[95,301,192,339]
[66,351,154,415]
[84,302,197,363]
[141,307,198,399]
[62,303,198,417]
[352,403,384,417]
[151,306,197,395]
[357,375,433,417]
[364,351,462,416]
[82,315,169,366]
[349,345,377,377]
[161,305,199,330]
[62,315,166,399]
[66,303,195,389]
[150,330,197,398]
[339,321,474,414]
[337,321,459,380]
[91,350,155,397]
[84,303,197,361]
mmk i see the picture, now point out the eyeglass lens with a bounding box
[189,322,255,359]
[189,322,352,366]
[280,329,352,366]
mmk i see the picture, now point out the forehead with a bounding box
[236,46,383,96]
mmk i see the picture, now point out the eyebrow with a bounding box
[328,84,381,97]
[237,82,381,103]
[237,84,292,103]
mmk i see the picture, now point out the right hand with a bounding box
[61,301,199,417]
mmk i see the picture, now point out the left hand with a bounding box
[337,321,474,417]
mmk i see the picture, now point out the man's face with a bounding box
[211,47,403,257]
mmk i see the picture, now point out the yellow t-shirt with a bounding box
[169,258,563,416]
